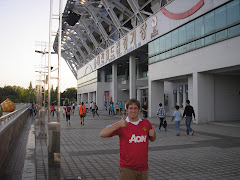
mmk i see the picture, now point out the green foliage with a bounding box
[0,82,36,103]
[61,87,77,105]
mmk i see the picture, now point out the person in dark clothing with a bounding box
[182,100,196,135]
[142,101,148,118]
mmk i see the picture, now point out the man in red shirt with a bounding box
[99,99,156,180]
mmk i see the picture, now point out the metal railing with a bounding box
[0,106,28,125]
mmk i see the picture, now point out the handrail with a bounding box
[0,106,28,125]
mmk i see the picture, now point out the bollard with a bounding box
[36,110,47,139]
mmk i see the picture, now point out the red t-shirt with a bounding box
[109,118,152,171]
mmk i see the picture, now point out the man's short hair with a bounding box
[186,100,190,104]
[126,99,140,109]
[159,103,162,106]
[175,105,179,110]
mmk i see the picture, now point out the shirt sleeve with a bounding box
[192,107,195,118]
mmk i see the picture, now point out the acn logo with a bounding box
[161,0,204,20]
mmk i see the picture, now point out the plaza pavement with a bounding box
[2,108,240,180]
[38,109,240,180]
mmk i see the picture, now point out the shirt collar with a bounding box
[126,116,142,123]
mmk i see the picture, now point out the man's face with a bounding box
[127,103,140,119]
[144,102,147,105]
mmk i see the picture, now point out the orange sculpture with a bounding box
[1,98,16,112]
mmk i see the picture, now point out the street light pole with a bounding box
[57,0,62,123]
[48,0,53,123]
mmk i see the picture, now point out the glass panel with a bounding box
[159,52,166,60]
[179,25,186,45]
[227,0,240,26]
[171,29,178,48]
[215,5,227,31]
[179,45,187,54]
[148,42,154,57]
[228,24,240,38]
[165,50,172,59]
[186,21,195,42]
[195,17,204,39]
[159,36,166,53]
[187,42,195,52]
[205,34,216,46]
[156,54,161,62]
[172,48,179,56]
[165,33,172,51]
[153,38,160,55]
[216,30,227,42]
[204,11,215,35]
[149,57,154,64]
[195,38,205,49]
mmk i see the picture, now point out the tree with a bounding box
[61,88,77,105]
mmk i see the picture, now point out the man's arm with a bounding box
[99,114,127,137]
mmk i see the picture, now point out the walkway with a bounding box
[36,109,240,180]
[1,109,240,180]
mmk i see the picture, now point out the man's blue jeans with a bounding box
[185,116,192,134]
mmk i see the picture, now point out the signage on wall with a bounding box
[179,85,183,94]
[185,84,188,93]
[78,0,205,79]
[173,87,177,94]
[151,15,158,39]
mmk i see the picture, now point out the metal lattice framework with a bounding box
[54,0,173,78]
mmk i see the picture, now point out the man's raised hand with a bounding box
[119,114,127,128]
[149,125,156,137]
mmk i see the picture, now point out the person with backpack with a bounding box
[65,104,72,125]
[79,102,87,125]
[157,103,167,131]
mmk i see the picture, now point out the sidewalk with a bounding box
[31,109,240,180]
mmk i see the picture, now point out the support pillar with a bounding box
[129,56,136,99]
[149,80,164,117]
[112,63,118,104]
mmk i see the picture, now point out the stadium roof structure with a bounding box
[53,0,172,78]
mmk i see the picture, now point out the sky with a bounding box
[0,0,76,92]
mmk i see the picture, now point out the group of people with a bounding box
[28,102,39,116]
[100,98,196,180]
[62,101,100,126]
[108,101,124,115]
[156,99,195,136]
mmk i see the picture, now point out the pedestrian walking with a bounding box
[92,103,99,117]
[28,102,33,116]
[72,102,75,114]
[142,101,148,118]
[157,103,167,131]
[50,103,55,117]
[79,102,87,125]
[119,101,123,114]
[108,102,111,115]
[65,104,72,125]
[110,102,115,116]
[115,103,120,115]
[99,99,156,180]
[171,105,182,136]
[182,100,196,135]
[92,102,96,117]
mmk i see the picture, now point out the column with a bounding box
[101,69,105,82]
[129,56,136,99]
[137,89,141,103]
[192,72,214,124]
[93,91,96,103]
[149,80,164,117]
[112,63,118,104]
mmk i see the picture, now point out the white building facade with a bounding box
[76,0,240,123]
